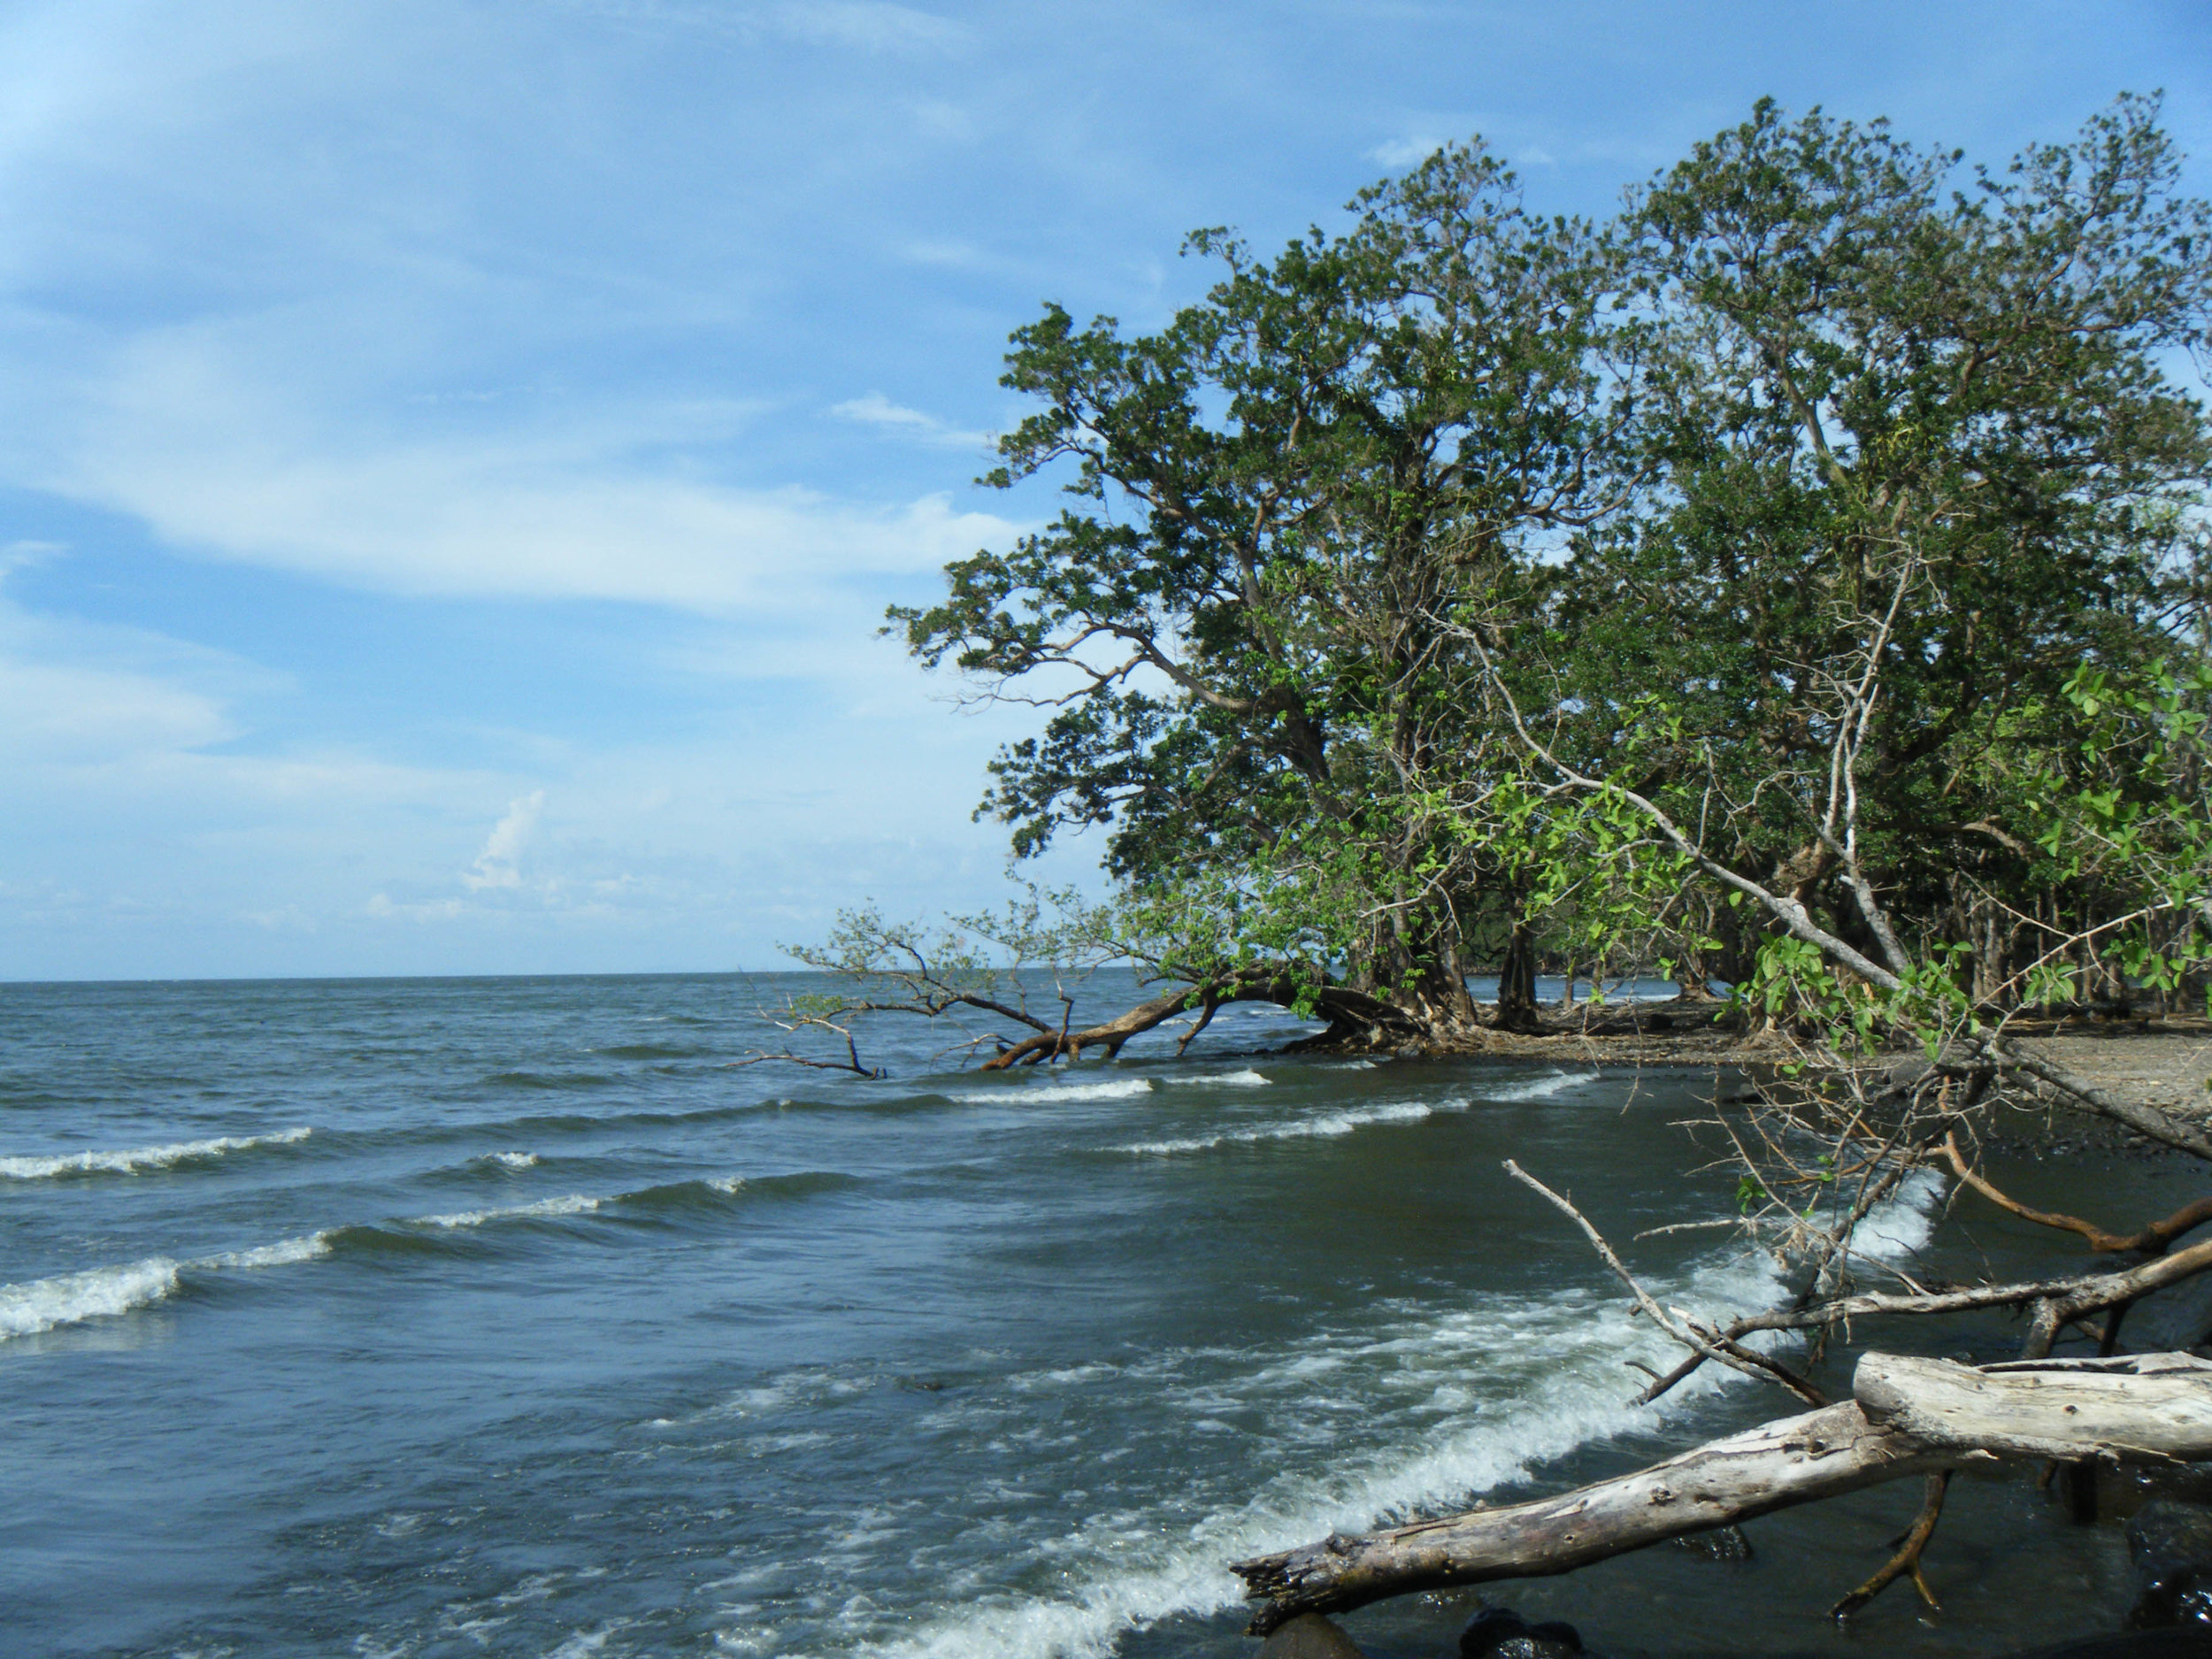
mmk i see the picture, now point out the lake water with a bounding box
[0,972,2185,1657]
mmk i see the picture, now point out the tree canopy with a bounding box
[872,93,2210,1054]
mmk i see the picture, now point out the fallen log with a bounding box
[1231,1351,2212,1634]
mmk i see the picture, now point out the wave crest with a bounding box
[955,1078,1155,1104]
[0,1126,312,1180]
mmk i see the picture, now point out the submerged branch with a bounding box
[1941,1131,2212,1254]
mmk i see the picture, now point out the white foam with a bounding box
[0,1229,333,1340]
[204,1233,334,1271]
[544,1625,628,1659]
[1846,1166,1947,1264]
[844,1168,1928,1659]
[484,1151,540,1170]
[856,1248,1786,1659]
[710,1367,880,1422]
[1187,1068,1271,1087]
[416,1193,605,1229]
[0,1256,182,1339]
[1116,1100,1433,1156]
[0,1125,311,1180]
[1475,1070,1598,1102]
[956,1078,1156,1104]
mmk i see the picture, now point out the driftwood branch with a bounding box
[1231,1351,2212,1633]
[726,1047,887,1079]
[1630,1228,2212,1402]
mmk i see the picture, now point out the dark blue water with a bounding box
[0,974,2172,1657]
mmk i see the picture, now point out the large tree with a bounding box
[869,96,2211,1056]
[890,145,1625,1033]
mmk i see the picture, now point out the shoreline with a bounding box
[1286,1006,2212,1135]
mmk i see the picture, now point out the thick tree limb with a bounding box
[979,971,1423,1069]
[980,984,1209,1068]
[1231,1352,2212,1633]
[1975,1039,2212,1162]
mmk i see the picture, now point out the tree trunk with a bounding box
[1493,919,1540,1033]
[1232,1352,2212,1633]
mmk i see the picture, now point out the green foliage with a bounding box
[1542,93,2211,997]
[2021,657,2212,1011]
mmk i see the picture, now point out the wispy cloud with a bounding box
[20,341,1017,611]
[831,391,993,451]
[770,3,966,56]
[0,559,265,765]
[556,1,965,57]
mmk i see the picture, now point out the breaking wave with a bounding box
[1473,1071,1600,1103]
[0,1232,333,1340]
[0,1171,855,1340]
[1113,1075,1590,1155]
[1116,1100,1434,1156]
[849,1151,1942,1659]
[849,1249,1787,1659]
[415,1193,609,1229]
[0,1126,312,1180]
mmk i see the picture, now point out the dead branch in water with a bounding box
[1232,1352,2212,1634]
[1502,1160,1828,1407]
[1939,1131,2212,1256]
[1831,1471,1949,1620]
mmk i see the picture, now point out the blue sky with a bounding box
[2,0,2205,980]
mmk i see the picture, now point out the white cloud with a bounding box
[897,237,991,269]
[1367,136,1444,167]
[18,339,1017,612]
[0,564,264,764]
[0,651,232,762]
[831,391,993,450]
[465,789,545,891]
